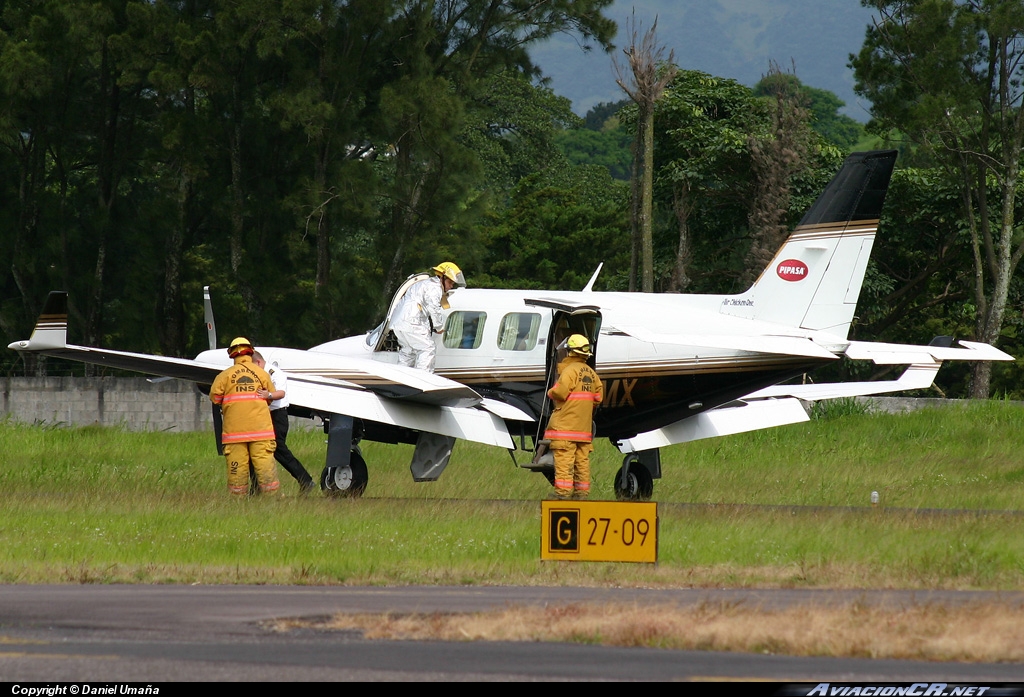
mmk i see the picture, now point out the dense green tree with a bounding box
[556,126,632,180]
[0,0,619,373]
[475,165,630,291]
[582,99,629,130]
[371,0,615,298]
[587,65,849,300]
[119,0,231,356]
[462,71,581,199]
[652,70,764,292]
[270,0,388,308]
[753,72,865,151]
[743,64,820,286]
[555,98,632,181]
[853,0,1024,397]
[0,0,152,370]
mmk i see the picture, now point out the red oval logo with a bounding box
[776,259,808,282]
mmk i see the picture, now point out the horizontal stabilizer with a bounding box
[12,291,486,413]
[845,339,1014,364]
[617,398,810,453]
[744,363,940,401]
[616,326,838,359]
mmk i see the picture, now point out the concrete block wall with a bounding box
[2,377,323,433]
[855,396,968,413]
[2,377,214,431]
[1,377,1004,432]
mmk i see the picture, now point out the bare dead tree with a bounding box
[741,61,812,288]
[615,14,677,292]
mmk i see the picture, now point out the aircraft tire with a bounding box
[614,458,653,501]
[320,450,368,498]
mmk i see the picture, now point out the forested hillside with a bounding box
[532,0,876,119]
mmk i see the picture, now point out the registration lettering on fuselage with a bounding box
[604,378,638,408]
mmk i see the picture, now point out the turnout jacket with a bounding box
[544,355,603,442]
[210,355,276,444]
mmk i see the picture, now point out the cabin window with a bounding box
[443,311,486,349]
[497,313,541,351]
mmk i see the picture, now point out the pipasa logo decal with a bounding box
[777,259,809,281]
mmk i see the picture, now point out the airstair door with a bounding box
[524,299,602,436]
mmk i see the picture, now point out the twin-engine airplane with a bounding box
[9,151,1013,499]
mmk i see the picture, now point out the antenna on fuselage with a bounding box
[203,285,218,350]
[581,263,603,292]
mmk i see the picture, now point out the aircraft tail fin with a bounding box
[8,291,69,351]
[723,150,897,337]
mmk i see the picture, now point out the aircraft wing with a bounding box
[8,291,485,409]
[743,363,940,400]
[285,347,482,407]
[617,337,1014,453]
[9,342,229,384]
[618,398,811,452]
[284,374,517,448]
[617,362,942,452]
[618,362,943,452]
[844,339,1013,364]
[8,291,529,448]
[747,339,1014,401]
[617,363,942,452]
[613,326,839,359]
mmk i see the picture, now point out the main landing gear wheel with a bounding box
[320,450,368,498]
[614,455,653,501]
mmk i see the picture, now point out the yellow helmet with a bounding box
[566,334,592,357]
[227,336,253,358]
[432,261,466,287]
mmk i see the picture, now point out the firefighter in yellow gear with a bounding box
[544,334,603,499]
[210,337,280,496]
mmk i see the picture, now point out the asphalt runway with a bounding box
[2,585,1024,682]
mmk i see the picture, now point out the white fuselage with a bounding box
[191,287,847,441]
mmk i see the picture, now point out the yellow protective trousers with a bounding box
[550,439,593,499]
[224,440,279,496]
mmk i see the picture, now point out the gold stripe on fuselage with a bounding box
[282,354,820,389]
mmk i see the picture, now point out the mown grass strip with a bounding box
[1,400,1023,588]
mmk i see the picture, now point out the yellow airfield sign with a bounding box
[541,500,658,563]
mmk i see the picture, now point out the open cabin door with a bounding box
[525,299,602,430]
[365,273,430,356]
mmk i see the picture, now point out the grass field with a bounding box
[2,400,1023,590]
